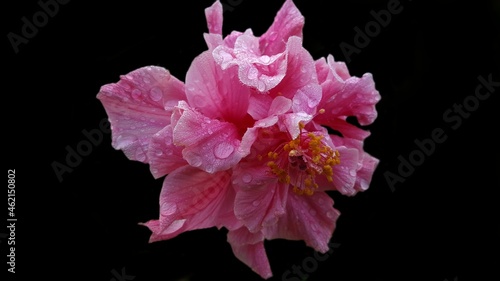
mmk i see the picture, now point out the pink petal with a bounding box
[227,228,272,279]
[234,182,288,233]
[316,55,381,126]
[271,36,322,114]
[328,134,378,195]
[185,51,252,123]
[204,33,224,50]
[142,166,235,241]
[325,118,371,142]
[213,30,288,92]
[205,0,223,35]
[259,0,304,55]
[268,95,292,116]
[354,152,379,192]
[97,66,185,163]
[263,192,340,253]
[315,55,350,86]
[317,146,360,195]
[146,125,186,179]
[172,101,246,173]
[247,92,274,120]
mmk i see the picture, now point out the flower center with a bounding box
[266,123,340,196]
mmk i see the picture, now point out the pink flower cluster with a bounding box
[97,0,380,278]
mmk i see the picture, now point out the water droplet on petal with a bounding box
[149,87,163,102]
[318,198,325,205]
[131,89,142,100]
[252,200,260,207]
[166,150,173,155]
[260,55,271,64]
[115,135,137,147]
[214,142,234,159]
[248,67,258,80]
[242,173,252,184]
[359,179,369,190]
[189,154,203,167]
[300,66,307,73]
[349,169,356,177]
[326,211,337,219]
[155,150,163,156]
[257,81,266,92]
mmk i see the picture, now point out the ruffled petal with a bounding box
[97,66,185,163]
[227,227,272,279]
[263,191,340,253]
[142,166,235,241]
[205,0,223,35]
[271,36,322,115]
[259,0,304,55]
[147,125,186,179]
[234,182,288,233]
[172,101,246,173]
[185,51,252,123]
[316,55,381,126]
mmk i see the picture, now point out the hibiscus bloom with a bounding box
[97,0,380,279]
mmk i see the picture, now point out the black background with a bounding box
[4,0,499,280]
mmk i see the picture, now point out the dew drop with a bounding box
[149,87,163,102]
[189,154,203,167]
[155,150,163,156]
[300,66,307,73]
[349,169,356,177]
[326,211,337,219]
[214,142,234,159]
[166,150,173,155]
[116,135,137,147]
[252,200,260,207]
[359,179,369,190]
[260,55,271,64]
[317,198,325,205]
[248,67,258,80]
[242,174,252,184]
[257,81,266,92]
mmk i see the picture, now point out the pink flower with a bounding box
[97,0,380,279]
